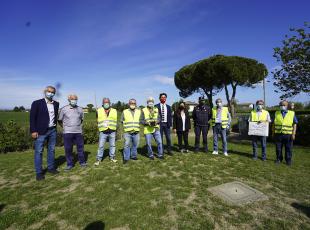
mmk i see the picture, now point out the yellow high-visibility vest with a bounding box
[251,109,268,122]
[142,107,159,134]
[97,107,117,132]
[211,107,229,128]
[274,110,295,134]
[123,109,141,133]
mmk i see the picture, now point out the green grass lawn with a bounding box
[0,137,309,230]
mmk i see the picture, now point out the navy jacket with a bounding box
[192,105,211,126]
[30,98,59,135]
[155,103,172,128]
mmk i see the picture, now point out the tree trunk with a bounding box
[203,88,213,108]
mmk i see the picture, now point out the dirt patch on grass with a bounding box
[146,171,167,179]
[184,191,197,206]
[110,225,130,230]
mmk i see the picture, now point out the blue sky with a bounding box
[0,0,309,109]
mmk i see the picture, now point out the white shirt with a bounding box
[160,103,167,122]
[181,110,186,131]
[45,98,55,127]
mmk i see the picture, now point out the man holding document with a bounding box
[248,100,271,161]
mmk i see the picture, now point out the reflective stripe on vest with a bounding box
[211,107,229,128]
[97,107,117,132]
[143,107,159,134]
[251,110,268,122]
[123,109,141,132]
[274,110,294,134]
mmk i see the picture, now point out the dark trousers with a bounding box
[275,134,293,163]
[177,130,189,150]
[160,122,171,152]
[194,125,208,151]
[252,135,267,160]
[63,133,85,167]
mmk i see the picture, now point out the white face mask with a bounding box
[217,102,222,107]
[147,102,154,108]
[257,105,263,110]
[130,104,136,110]
[280,105,287,111]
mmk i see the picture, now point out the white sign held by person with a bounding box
[248,122,269,137]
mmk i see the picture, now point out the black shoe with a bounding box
[194,148,199,153]
[36,174,45,181]
[158,156,164,160]
[131,157,138,160]
[205,149,208,153]
[123,160,128,164]
[286,161,292,166]
[149,156,154,160]
[275,160,281,164]
[47,169,59,175]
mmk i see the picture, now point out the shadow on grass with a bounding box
[84,221,105,230]
[291,202,310,218]
[0,204,5,213]
[229,149,253,159]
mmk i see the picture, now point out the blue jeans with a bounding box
[96,131,116,160]
[275,134,293,163]
[213,123,227,152]
[34,127,57,175]
[145,130,163,157]
[252,135,267,160]
[160,123,171,152]
[123,132,140,161]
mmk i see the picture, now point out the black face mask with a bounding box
[179,105,185,110]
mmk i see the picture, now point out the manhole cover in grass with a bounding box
[208,181,268,205]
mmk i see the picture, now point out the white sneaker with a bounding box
[212,151,218,155]
[110,158,118,163]
[223,152,228,156]
[94,160,100,166]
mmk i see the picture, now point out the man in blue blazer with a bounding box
[155,93,172,156]
[30,86,60,181]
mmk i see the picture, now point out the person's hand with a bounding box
[173,129,176,134]
[292,134,296,141]
[31,132,38,139]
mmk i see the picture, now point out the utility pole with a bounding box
[263,71,266,107]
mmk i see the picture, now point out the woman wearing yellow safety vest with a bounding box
[248,100,271,161]
[141,97,163,160]
[94,98,118,166]
[121,99,141,164]
[211,98,231,156]
[273,100,298,166]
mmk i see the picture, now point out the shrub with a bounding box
[0,121,32,153]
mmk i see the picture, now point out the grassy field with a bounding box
[0,136,309,230]
[0,112,96,125]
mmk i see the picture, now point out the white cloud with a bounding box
[152,75,174,85]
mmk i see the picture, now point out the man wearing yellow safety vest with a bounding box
[94,98,118,166]
[248,100,271,161]
[211,98,231,156]
[141,97,163,160]
[273,100,298,166]
[121,99,141,164]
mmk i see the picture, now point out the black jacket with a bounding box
[30,98,59,135]
[173,110,191,131]
[155,103,173,128]
[192,105,211,126]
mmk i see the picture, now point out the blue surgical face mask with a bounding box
[103,103,110,109]
[45,92,55,100]
[69,100,77,107]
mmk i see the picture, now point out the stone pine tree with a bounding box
[273,22,310,99]
[174,55,267,116]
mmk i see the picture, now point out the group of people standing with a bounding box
[30,86,297,181]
